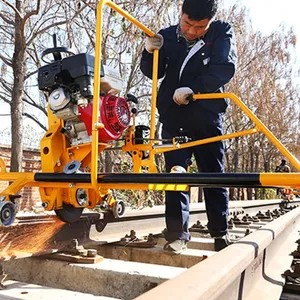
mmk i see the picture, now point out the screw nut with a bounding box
[87,249,97,257]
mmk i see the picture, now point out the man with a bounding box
[275,159,290,173]
[140,0,237,253]
[275,159,290,197]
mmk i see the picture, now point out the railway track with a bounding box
[0,200,300,299]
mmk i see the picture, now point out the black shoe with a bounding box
[214,233,232,251]
[163,240,187,255]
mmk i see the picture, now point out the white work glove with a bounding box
[145,34,164,53]
[173,87,194,105]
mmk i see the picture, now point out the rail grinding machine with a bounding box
[0,0,300,226]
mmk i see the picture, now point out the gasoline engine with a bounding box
[35,36,134,222]
[38,48,131,147]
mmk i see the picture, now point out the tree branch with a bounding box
[22,96,47,115]
[0,12,15,25]
[23,112,47,131]
[0,94,11,104]
[26,2,91,46]
[0,78,13,94]
[26,20,67,46]
[25,14,60,43]
[0,24,14,38]
[0,53,12,67]
[24,69,38,81]
[23,92,47,116]
[1,0,22,19]
[23,0,41,25]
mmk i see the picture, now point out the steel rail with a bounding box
[136,205,300,300]
[0,200,295,262]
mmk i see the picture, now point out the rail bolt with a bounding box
[76,189,88,206]
[42,202,48,208]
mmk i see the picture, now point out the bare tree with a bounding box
[0,0,91,171]
[220,6,299,199]
[0,1,298,202]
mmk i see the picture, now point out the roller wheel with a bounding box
[55,203,84,223]
[112,200,125,218]
[0,201,16,227]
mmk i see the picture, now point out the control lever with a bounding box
[186,93,194,102]
[174,136,192,144]
[126,94,138,104]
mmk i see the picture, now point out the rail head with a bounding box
[135,206,300,300]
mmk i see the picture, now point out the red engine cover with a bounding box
[78,94,130,142]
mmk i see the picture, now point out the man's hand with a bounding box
[173,87,194,105]
[145,34,164,53]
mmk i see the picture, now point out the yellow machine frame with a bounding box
[0,0,300,223]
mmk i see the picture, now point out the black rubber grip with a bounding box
[186,93,194,101]
[34,173,263,187]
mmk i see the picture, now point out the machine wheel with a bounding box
[112,200,125,218]
[55,203,84,223]
[0,201,16,227]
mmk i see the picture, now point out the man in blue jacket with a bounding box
[140,0,237,253]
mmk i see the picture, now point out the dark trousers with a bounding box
[162,122,229,242]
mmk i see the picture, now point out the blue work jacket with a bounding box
[140,20,237,130]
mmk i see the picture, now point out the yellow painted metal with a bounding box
[87,189,101,208]
[148,152,158,173]
[132,151,143,173]
[150,49,159,140]
[104,1,154,36]
[98,183,190,191]
[1,171,300,198]
[92,0,157,188]
[193,93,300,171]
[0,173,35,199]
[121,91,300,173]
[0,157,6,173]
[260,173,300,188]
[0,172,34,181]
[148,184,189,191]
[39,101,109,209]
[21,180,189,192]
[153,128,258,154]
[1,0,300,215]
[147,49,160,173]
[39,187,61,210]
[91,0,104,191]
[122,125,158,172]
[40,108,66,172]
[32,182,93,189]
[66,143,107,169]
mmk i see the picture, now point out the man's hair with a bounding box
[182,0,218,20]
[281,159,287,164]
